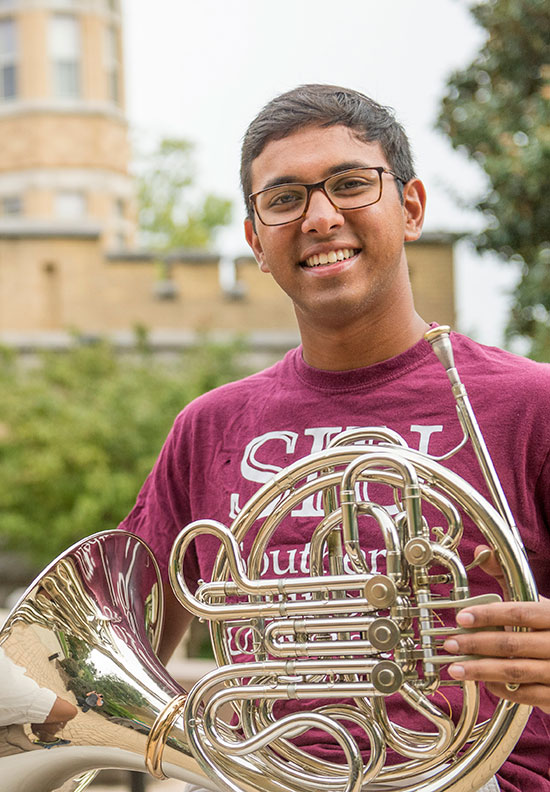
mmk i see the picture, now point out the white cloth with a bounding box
[0,647,56,726]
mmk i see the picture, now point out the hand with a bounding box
[443,545,550,714]
[31,695,78,741]
[31,721,66,742]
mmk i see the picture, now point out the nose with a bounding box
[300,188,345,235]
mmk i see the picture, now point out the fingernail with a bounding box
[444,639,459,653]
[448,664,465,679]
[456,611,475,627]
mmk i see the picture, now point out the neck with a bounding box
[297,309,430,371]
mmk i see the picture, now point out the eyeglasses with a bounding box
[249,167,406,227]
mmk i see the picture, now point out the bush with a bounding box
[0,336,247,568]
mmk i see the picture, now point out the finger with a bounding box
[474,544,506,583]
[456,598,550,630]
[484,682,550,714]
[444,630,550,659]
[447,657,550,687]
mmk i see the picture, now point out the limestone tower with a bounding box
[0,0,135,248]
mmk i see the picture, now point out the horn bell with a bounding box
[0,530,215,792]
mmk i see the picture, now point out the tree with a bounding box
[137,137,232,250]
[0,336,247,570]
[437,0,550,359]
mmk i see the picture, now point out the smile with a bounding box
[302,248,360,268]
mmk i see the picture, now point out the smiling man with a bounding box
[121,84,550,792]
[244,123,427,370]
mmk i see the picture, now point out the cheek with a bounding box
[258,231,296,272]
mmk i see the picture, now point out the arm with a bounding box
[31,697,78,741]
[44,697,78,724]
[444,546,550,713]
[157,580,195,665]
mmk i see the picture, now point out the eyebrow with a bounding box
[259,161,373,192]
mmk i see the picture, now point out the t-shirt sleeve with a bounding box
[119,411,200,585]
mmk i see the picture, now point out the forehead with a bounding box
[250,124,388,193]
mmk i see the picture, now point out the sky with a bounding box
[121,0,519,345]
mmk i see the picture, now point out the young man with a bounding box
[121,84,550,791]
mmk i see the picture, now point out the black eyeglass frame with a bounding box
[249,166,407,227]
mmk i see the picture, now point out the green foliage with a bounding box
[137,137,232,250]
[0,336,247,568]
[437,0,550,358]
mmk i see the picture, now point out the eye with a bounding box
[266,188,304,210]
[330,174,375,195]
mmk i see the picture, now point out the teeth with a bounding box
[304,248,357,268]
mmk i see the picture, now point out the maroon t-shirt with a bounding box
[121,331,550,790]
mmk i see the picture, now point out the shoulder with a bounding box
[450,334,550,445]
[452,333,550,391]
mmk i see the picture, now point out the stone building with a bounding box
[0,0,456,353]
[0,0,134,246]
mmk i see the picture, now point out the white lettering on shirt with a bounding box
[272,548,298,576]
[291,427,343,516]
[229,492,241,519]
[410,424,443,454]
[232,424,447,522]
[240,430,299,483]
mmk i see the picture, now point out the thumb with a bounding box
[473,544,507,592]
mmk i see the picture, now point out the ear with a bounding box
[244,218,270,272]
[402,178,426,242]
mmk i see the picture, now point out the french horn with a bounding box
[0,326,538,792]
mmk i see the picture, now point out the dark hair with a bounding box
[240,83,416,219]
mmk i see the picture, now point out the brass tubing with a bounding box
[424,326,521,544]
[145,693,188,780]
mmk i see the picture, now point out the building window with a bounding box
[1,194,22,215]
[55,190,86,219]
[114,197,125,218]
[104,24,119,104]
[0,18,16,100]
[49,14,80,99]
[113,198,126,247]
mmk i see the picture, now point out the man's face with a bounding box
[244,124,425,330]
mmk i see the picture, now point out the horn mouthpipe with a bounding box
[424,325,460,387]
[424,325,520,542]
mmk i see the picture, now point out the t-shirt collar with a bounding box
[291,326,438,393]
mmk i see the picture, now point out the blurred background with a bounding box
[0,0,548,788]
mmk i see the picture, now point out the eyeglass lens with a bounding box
[255,168,383,225]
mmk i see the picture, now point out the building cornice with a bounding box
[0,100,127,123]
[107,249,221,265]
[0,219,101,238]
[0,329,301,353]
[0,0,121,20]
[408,231,464,245]
[0,168,134,193]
